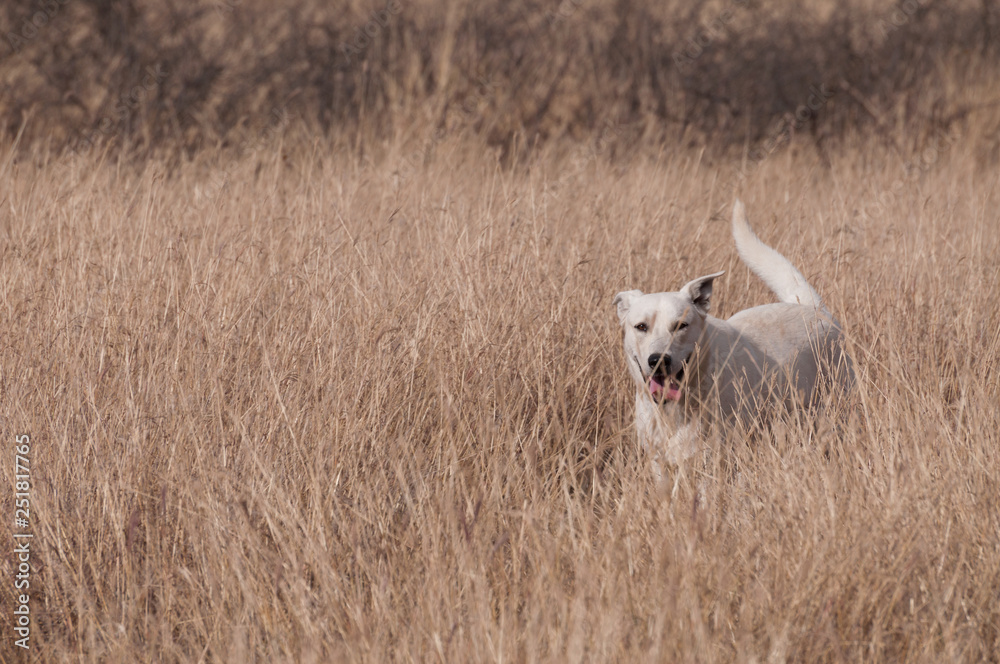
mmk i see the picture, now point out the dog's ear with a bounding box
[680,271,725,314]
[613,290,643,324]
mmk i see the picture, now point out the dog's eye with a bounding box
[634,323,648,332]
[674,321,689,331]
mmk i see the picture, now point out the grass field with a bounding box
[0,128,998,661]
[1,0,1000,660]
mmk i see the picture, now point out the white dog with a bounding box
[614,199,853,474]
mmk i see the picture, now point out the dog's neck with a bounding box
[688,318,716,382]
[676,316,730,417]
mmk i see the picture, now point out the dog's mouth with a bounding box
[648,365,685,403]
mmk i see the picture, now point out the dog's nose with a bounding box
[647,353,671,372]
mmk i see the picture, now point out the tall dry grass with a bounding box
[0,126,998,661]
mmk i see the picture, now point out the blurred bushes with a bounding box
[1,0,998,159]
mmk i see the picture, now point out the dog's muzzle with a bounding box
[646,353,685,402]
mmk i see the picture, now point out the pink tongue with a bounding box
[649,377,682,401]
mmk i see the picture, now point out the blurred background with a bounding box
[1,0,998,162]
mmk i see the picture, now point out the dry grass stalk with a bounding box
[0,129,997,660]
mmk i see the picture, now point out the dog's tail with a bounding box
[731,199,823,309]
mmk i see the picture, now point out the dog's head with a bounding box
[613,271,724,403]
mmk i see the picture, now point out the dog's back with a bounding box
[727,200,854,405]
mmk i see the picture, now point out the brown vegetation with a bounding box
[1,124,999,660]
[1,0,999,661]
[2,0,1000,160]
